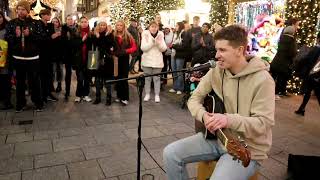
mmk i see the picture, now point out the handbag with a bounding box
[0,39,8,68]
[87,44,99,70]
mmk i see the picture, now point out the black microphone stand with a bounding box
[106,66,210,180]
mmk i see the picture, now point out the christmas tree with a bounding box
[285,0,320,46]
[142,0,184,25]
[110,0,132,24]
[209,0,229,27]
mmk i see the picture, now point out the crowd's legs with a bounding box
[0,73,12,110]
[116,56,129,104]
[52,61,63,93]
[171,58,185,94]
[64,63,72,100]
[14,59,42,111]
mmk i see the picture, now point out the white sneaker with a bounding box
[83,96,92,102]
[176,91,182,95]
[144,94,150,102]
[115,98,120,102]
[169,89,176,93]
[121,100,129,105]
[75,97,81,102]
[155,95,160,103]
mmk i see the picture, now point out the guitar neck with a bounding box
[216,129,229,148]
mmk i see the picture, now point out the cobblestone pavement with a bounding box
[0,77,319,180]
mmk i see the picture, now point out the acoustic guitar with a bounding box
[194,91,251,167]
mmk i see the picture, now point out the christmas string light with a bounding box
[209,0,229,26]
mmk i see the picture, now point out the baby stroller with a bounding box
[181,64,209,109]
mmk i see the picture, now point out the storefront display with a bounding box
[236,0,286,62]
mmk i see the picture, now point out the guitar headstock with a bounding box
[226,139,251,167]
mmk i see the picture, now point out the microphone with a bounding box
[189,59,216,72]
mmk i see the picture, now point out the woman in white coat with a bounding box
[141,21,167,102]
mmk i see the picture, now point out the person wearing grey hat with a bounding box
[270,25,297,99]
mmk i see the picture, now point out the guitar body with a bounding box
[194,90,251,167]
[194,91,225,139]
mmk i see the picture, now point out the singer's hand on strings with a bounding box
[15,26,21,37]
[205,113,228,132]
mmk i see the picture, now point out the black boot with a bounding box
[56,82,62,93]
[93,97,101,104]
[105,96,111,106]
[295,109,305,116]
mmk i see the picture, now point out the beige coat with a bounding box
[187,56,275,161]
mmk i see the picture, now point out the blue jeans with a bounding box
[171,57,185,91]
[163,132,260,180]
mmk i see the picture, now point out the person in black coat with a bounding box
[5,1,46,112]
[270,26,297,97]
[191,22,214,66]
[92,20,115,105]
[294,33,320,116]
[39,9,58,103]
[50,17,63,93]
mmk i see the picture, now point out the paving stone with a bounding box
[35,149,85,168]
[0,156,33,174]
[33,131,59,140]
[0,172,21,180]
[118,168,166,180]
[14,140,52,156]
[93,123,126,134]
[36,118,86,131]
[0,126,25,135]
[124,127,165,140]
[83,116,113,126]
[68,160,105,180]
[142,136,178,150]
[259,157,287,180]
[93,131,129,146]
[156,123,194,135]
[58,127,93,138]
[0,135,6,144]
[98,154,137,177]
[122,119,158,129]
[22,165,69,180]
[53,134,97,152]
[0,144,14,160]
[6,133,33,143]
[104,178,118,180]
[109,140,138,155]
[82,145,113,160]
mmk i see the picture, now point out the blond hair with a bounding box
[113,20,132,44]
[95,21,108,33]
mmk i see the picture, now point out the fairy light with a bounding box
[285,0,320,95]
[209,0,229,26]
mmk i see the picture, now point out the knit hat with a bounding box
[16,0,31,13]
[283,26,296,35]
[39,9,51,17]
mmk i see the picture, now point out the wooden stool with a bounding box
[197,161,259,180]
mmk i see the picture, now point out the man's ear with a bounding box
[236,46,245,56]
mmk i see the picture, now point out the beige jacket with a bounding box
[187,56,275,161]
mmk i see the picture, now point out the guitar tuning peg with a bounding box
[244,144,248,148]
